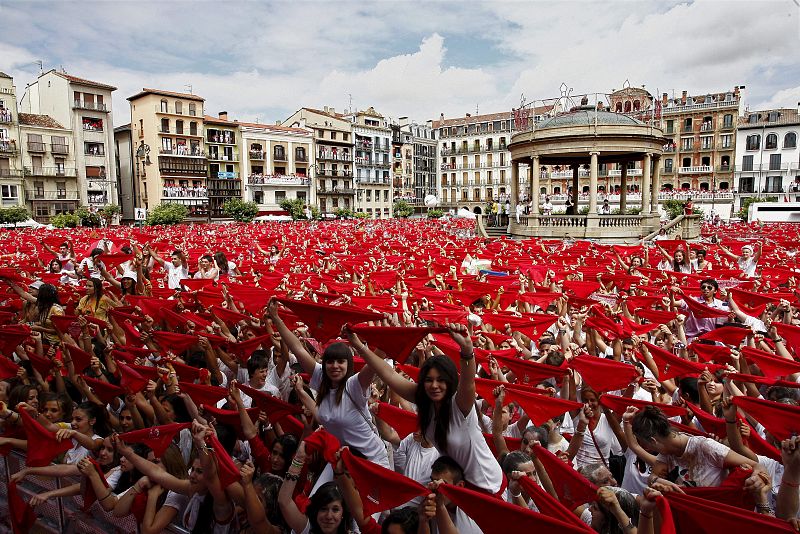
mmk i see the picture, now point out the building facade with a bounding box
[19,70,118,209]
[735,107,800,206]
[18,113,78,222]
[349,107,392,219]
[128,89,208,219]
[0,72,23,207]
[657,87,742,193]
[434,111,523,212]
[113,124,136,220]
[240,121,313,214]
[398,119,437,201]
[284,107,354,216]
[204,112,243,219]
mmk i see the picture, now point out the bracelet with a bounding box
[460,352,475,361]
[99,489,114,502]
[725,419,737,424]
[781,478,800,488]
[291,459,305,468]
[510,491,522,498]
[284,473,300,481]
[333,471,346,477]
[640,512,653,519]
[622,519,635,531]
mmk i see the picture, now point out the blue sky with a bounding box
[2,0,799,126]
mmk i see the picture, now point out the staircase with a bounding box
[477,215,510,238]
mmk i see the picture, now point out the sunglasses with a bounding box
[700,285,715,290]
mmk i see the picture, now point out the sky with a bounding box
[2,0,799,128]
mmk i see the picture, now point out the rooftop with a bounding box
[18,113,66,129]
[238,121,311,135]
[538,105,645,129]
[739,108,800,129]
[432,105,553,128]
[0,71,11,80]
[128,88,205,102]
[203,114,239,127]
[51,70,117,91]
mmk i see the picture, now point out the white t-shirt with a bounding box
[621,448,650,495]
[394,434,439,505]
[163,261,189,289]
[424,399,504,494]
[757,454,787,513]
[656,435,730,487]
[310,364,389,467]
[63,434,101,464]
[572,414,622,469]
[738,256,757,278]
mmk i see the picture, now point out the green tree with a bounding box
[0,206,31,226]
[427,209,444,218]
[146,203,188,226]
[334,207,353,218]
[222,198,259,222]
[51,212,81,228]
[354,211,369,219]
[76,206,101,227]
[737,196,778,221]
[393,199,414,218]
[100,204,121,223]
[279,198,305,220]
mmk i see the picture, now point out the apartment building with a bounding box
[19,69,118,209]
[284,107,354,216]
[113,124,136,220]
[128,89,208,219]
[240,121,313,214]
[403,120,437,201]
[434,111,519,210]
[391,123,413,199]
[18,113,78,222]
[349,107,392,219]
[735,107,800,206]
[0,72,23,207]
[204,112,243,218]
[658,87,742,192]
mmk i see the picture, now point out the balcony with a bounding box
[0,169,23,179]
[317,170,353,177]
[273,153,287,162]
[699,144,714,152]
[699,122,714,132]
[317,153,351,162]
[159,148,205,158]
[607,168,643,177]
[207,153,238,162]
[27,141,46,152]
[87,193,109,204]
[663,145,676,153]
[296,154,308,162]
[206,133,236,145]
[718,144,734,151]
[73,101,109,113]
[0,111,12,124]
[160,127,170,134]
[211,171,239,179]
[721,122,735,131]
[26,167,77,177]
[0,140,19,155]
[662,167,675,174]
[249,150,265,160]
[717,164,733,173]
[678,165,713,174]
[51,144,69,155]
[25,189,80,200]
[682,126,694,133]
[162,187,208,199]
[317,187,355,195]
[247,174,309,186]
[358,177,390,185]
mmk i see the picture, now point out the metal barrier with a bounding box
[0,452,190,534]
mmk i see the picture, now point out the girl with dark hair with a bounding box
[656,244,693,274]
[77,277,115,322]
[268,299,389,468]
[34,282,64,345]
[213,251,241,280]
[60,401,109,462]
[280,442,353,534]
[349,322,505,495]
[630,405,760,487]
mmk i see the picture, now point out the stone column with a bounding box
[511,160,519,208]
[620,164,628,213]
[642,153,652,214]
[589,152,599,214]
[531,156,540,214]
[572,164,579,212]
[652,156,661,218]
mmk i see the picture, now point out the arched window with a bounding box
[681,182,690,190]
[624,101,632,113]
[188,103,196,117]
[765,133,778,150]
[274,145,286,160]
[175,101,182,114]
[189,121,197,136]
[746,134,760,150]
[615,102,622,113]
[784,132,797,149]
[700,182,709,191]
[295,146,306,161]
[160,99,168,113]
[160,118,169,133]
[633,100,641,111]
[719,182,729,190]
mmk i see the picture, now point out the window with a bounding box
[35,204,50,217]
[665,120,674,134]
[366,190,371,201]
[721,134,732,149]
[274,145,286,160]
[1,184,18,206]
[765,133,778,150]
[160,118,169,133]
[681,137,693,151]
[739,177,754,193]
[723,114,733,128]
[274,190,286,202]
[342,133,348,141]
[740,155,754,171]
[331,132,337,140]
[297,191,307,201]
[34,181,44,196]
[56,181,66,199]
[175,101,182,114]
[175,120,184,135]
[188,103,196,116]
[765,176,783,193]
[683,118,692,132]
[664,158,673,171]
[768,112,780,122]
[701,136,713,149]
[769,154,782,171]
[719,182,729,190]
[189,122,197,136]
[160,100,168,113]
[785,132,798,149]
[295,147,306,161]
[682,157,691,168]
[746,135,760,150]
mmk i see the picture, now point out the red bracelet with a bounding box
[781,479,800,488]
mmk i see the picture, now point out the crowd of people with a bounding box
[0,218,800,534]
[163,185,208,199]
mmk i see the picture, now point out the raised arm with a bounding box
[345,327,416,403]
[448,323,477,417]
[267,299,317,375]
[278,441,311,534]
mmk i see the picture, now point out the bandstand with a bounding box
[508,99,666,241]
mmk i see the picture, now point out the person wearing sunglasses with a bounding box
[670,278,729,341]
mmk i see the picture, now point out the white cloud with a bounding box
[757,85,800,110]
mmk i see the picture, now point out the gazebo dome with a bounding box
[537,104,645,129]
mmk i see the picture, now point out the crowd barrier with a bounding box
[0,452,190,534]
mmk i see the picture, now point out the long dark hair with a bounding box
[306,481,352,534]
[316,342,354,406]
[214,252,229,275]
[631,405,673,444]
[86,278,104,309]
[76,401,112,437]
[36,283,61,324]
[416,355,458,454]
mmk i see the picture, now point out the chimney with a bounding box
[329,107,335,115]
[662,93,668,105]
[323,106,329,113]
[681,91,687,105]
[218,111,228,121]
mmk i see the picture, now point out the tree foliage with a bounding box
[737,196,778,221]
[222,198,259,222]
[0,206,31,226]
[76,206,101,227]
[427,209,444,218]
[146,203,188,226]
[51,212,81,228]
[393,200,414,218]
